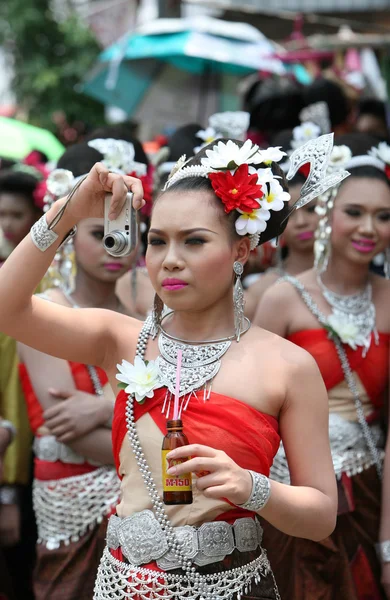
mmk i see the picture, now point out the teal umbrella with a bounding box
[81,16,284,116]
[0,117,65,161]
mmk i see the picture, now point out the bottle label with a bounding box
[162,450,192,492]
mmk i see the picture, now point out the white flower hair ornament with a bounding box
[368,141,390,178]
[88,138,147,177]
[194,111,250,153]
[164,134,349,250]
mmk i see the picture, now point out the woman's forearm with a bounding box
[0,198,76,324]
[67,428,114,465]
[259,479,337,541]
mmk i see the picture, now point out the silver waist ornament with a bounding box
[156,312,250,417]
[94,316,279,600]
[317,274,378,355]
[34,466,121,549]
[278,275,383,480]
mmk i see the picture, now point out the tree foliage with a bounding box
[0,0,104,132]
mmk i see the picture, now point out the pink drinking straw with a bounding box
[173,349,183,420]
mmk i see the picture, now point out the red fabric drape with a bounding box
[19,361,108,480]
[287,330,390,408]
[112,387,280,480]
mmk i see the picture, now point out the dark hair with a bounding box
[0,169,40,209]
[358,99,387,123]
[245,78,304,138]
[303,78,349,128]
[57,133,149,178]
[157,139,291,246]
[335,132,390,188]
[157,124,203,188]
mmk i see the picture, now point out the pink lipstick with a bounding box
[351,239,376,254]
[297,231,314,241]
[104,263,124,271]
[162,278,188,291]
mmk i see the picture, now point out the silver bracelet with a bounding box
[30,214,77,252]
[0,419,16,444]
[376,540,390,563]
[237,470,271,512]
[31,214,59,251]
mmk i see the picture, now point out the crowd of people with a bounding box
[0,74,390,600]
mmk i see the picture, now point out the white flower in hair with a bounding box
[200,139,259,170]
[291,122,321,150]
[260,179,290,212]
[253,146,286,165]
[196,126,219,143]
[329,145,352,169]
[369,141,390,165]
[249,166,276,186]
[235,207,271,236]
[116,357,162,404]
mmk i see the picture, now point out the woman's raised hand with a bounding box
[65,162,145,223]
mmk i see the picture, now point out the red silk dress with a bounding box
[263,328,390,600]
[111,386,280,592]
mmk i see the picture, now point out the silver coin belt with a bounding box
[94,316,275,600]
[271,413,385,484]
[280,275,383,480]
[106,510,264,570]
[33,435,101,466]
[34,466,121,549]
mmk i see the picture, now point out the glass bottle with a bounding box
[162,419,193,505]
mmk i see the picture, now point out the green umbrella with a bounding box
[0,117,65,161]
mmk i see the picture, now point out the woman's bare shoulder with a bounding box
[249,323,319,371]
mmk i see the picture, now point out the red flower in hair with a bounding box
[208,164,264,214]
[385,165,390,180]
[128,166,154,216]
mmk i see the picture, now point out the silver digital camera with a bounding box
[103,192,138,257]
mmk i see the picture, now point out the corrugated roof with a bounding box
[186,0,390,13]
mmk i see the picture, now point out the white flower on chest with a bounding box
[116,357,162,404]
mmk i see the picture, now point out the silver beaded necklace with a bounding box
[316,274,378,355]
[283,275,382,479]
[156,313,251,417]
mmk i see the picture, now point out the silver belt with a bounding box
[106,510,263,570]
[33,435,101,466]
[271,413,385,484]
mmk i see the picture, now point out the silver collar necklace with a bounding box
[316,274,378,355]
[156,313,251,417]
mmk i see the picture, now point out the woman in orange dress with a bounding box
[256,133,390,599]
[0,135,343,599]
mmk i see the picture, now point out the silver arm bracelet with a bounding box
[376,540,390,563]
[0,419,16,444]
[30,214,77,252]
[236,470,271,512]
[30,174,88,252]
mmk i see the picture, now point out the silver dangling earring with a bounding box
[314,188,335,274]
[151,293,164,338]
[385,247,390,279]
[233,261,245,342]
